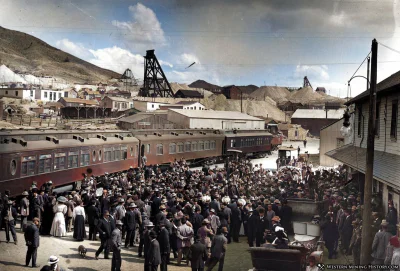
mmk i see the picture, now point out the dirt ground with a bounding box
[0,228,192,271]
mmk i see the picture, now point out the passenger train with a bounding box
[0,129,282,196]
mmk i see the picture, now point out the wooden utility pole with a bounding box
[360,38,377,265]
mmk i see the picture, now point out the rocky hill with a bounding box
[188,80,221,90]
[0,26,120,83]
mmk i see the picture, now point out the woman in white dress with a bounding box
[50,196,68,237]
[73,200,86,241]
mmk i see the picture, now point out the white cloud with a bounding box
[158,60,174,68]
[55,39,91,59]
[88,46,144,75]
[112,3,166,48]
[295,65,330,81]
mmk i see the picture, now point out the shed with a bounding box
[291,109,344,137]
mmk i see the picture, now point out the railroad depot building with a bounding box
[326,70,400,215]
[166,109,265,130]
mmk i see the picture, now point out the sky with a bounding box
[1,0,400,97]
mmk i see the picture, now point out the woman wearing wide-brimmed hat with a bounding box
[50,196,67,237]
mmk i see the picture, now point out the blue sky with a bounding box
[1,0,400,97]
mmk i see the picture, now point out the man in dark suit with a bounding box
[95,211,112,260]
[157,222,170,271]
[2,200,18,244]
[246,209,258,247]
[87,200,100,241]
[192,207,204,237]
[189,236,208,271]
[111,220,123,271]
[256,208,269,247]
[24,217,40,268]
[100,189,110,215]
[341,209,353,254]
[321,213,339,259]
[124,203,137,248]
[151,191,162,222]
[146,231,161,271]
[279,200,292,233]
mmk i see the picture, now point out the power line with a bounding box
[378,41,400,56]
[349,51,371,81]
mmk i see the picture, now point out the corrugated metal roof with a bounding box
[169,109,263,121]
[326,145,400,189]
[135,133,224,141]
[0,136,138,154]
[60,97,99,105]
[291,109,345,119]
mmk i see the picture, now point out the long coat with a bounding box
[189,241,208,269]
[146,239,161,266]
[158,227,170,255]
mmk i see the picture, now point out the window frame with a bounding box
[199,140,204,151]
[185,141,191,152]
[192,141,198,151]
[357,105,363,137]
[54,152,66,171]
[68,151,79,168]
[21,156,36,176]
[390,100,398,140]
[38,154,52,173]
[204,140,210,150]
[156,144,163,155]
[80,150,90,166]
[177,142,184,153]
[169,143,176,154]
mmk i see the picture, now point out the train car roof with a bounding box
[224,132,272,138]
[0,129,130,136]
[0,136,139,154]
[135,133,224,141]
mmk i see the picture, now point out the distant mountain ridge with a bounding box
[0,26,120,83]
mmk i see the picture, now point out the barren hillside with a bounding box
[0,26,120,83]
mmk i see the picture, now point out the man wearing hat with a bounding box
[349,219,362,265]
[111,220,123,271]
[146,231,161,271]
[188,235,208,271]
[24,217,40,268]
[115,198,126,239]
[256,208,269,247]
[339,208,353,254]
[142,221,155,260]
[321,213,339,259]
[20,191,30,232]
[48,255,66,271]
[124,203,137,248]
[246,208,258,247]
[95,211,112,260]
[208,209,221,235]
[2,200,18,244]
[371,221,393,265]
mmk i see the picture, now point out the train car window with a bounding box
[10,159,17,175]
[199,141,204,151]
[39,154,52,173]
[204,141,210,150]
[114,146,121,161]
[99,150,102,160]
[104,147,112,162]
[177,142,184,153]
[146,144,150,153]
[230,139,236,148]
[92,150,96,162]
[169,143,176,154]
[68,151,79,168]
[21,156,36,176]
[156,144,163,155]
[54,153,66,170]
[80,150,90,166]
[135,145,138,157]
[185,142,191,152]
[121,146,128,160]
[130,146,134,157]
[192,141,197,151]
[211,141,216,150]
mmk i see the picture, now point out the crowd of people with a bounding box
[0,156,399,270]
